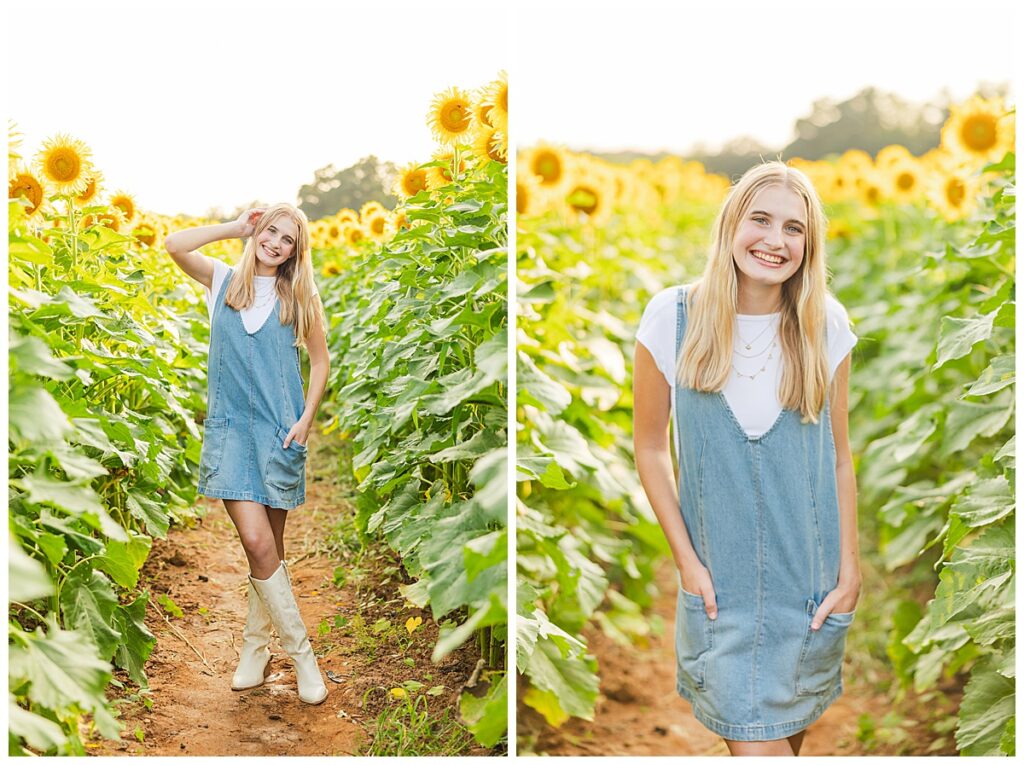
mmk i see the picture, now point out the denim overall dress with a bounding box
[197,269,308,510]
[672,287,853,741]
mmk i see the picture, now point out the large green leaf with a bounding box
[955,658,1015,755]
[522,638,599,721]
[95,532,152,589]
[111,595,157,686]
[59,568,122,661]
[8,695,68,754]
[934,310,996,368]
[8,539,53,603]
[459,672,507,747]
[9,386,72,444]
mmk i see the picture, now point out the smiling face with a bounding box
[731,184,807,292]
[254,213,298,274]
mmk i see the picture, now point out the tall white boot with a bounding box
[230,561,292,690]
[250,563,328,705]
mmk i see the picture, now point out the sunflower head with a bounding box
[83,207,126,232]
[480,71,508,133]
[132,216,160,247]
[76,169,104,205]
[109,190,137,223]
[9,166,47,217]
[941,96,1015,166]
[472,125,507,165]
[365,210,389,240]
[341,222,366,246]
[336,208,359,225]
[394,163,429,198]
[527,145,567,188]
[359,200,386,222]
[425,149,466,191]
[427,86,474,145]
[34,133,93,195]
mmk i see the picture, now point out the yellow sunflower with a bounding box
[9,166,47,218]
[425,149,466,191]
[886,157,924,204]
[75,169,104,205]
[929,166,981,222]
[387,208,411,237]
[516,176,540,217]
[341,221,366,246]
[83,207,126,232]
[109,190,137,223]
[393,163,428,199]
[336,208,359,225]
[563,160,613,225]
[472,125,507,165]
[132,216,160,247]
[941,96,1015,166]
[480,71,508,133]
[359,200,385,221]
[526,144,568,189]
[427,86,474,145]
[874,144,914,169]
[365,210,389,241]
[34,133,92,195]
[321,260,342,277]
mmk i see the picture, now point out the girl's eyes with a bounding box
[753,216,803,234]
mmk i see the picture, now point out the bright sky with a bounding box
[8,1,508,217]
[515,0,1016,154]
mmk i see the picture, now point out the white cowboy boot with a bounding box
[231,561,293,690]
[250,563,328,705]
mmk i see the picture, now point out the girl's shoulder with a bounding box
[642,283,695,317]
[824,292,853,327]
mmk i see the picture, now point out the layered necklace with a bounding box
[732,314,779,381]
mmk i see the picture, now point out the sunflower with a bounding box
[425,149,466,190]
[563,160,613,225]
[336,208,359,225]
[874,144,914,169]
[393,163,428,198]
[928,165,981,222]
[9,166,47,217]
[109,190,137,223]
[365,210,389,241]
[886,157,923,204]
[472,125,507,165]
[75,169,104,205]
[526,144,568,189]
[426,86,474,145]
[516,177,538,217]
[83,206,126,232]
[321,260,342,277]
[341,222,366,246]
[941,96,1015,165]
[387,208,411,237]
[359,200,385,221]
[34,133,92,195]
[132,216,160,247]
[480,71,508,133]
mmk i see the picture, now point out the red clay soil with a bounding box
[91,452,487,756]
[518,561,886,757]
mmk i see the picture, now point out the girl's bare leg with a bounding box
[223,499,280,579]
[724,738,795,756]
[266,507,288,562]
[787,730,806,755]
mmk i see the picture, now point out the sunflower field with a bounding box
[516,96,1015,755]
[8,72,508,755]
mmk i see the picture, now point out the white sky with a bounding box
[515,0,1016,154]
[8,0,508,217]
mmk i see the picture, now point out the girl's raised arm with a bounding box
[164,208,264,289]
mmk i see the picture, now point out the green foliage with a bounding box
[829,154,1015,754]
[317,150,507,747]
[8,198,214,753]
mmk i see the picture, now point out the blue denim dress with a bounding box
[672,287,853,741]
[197,269,308,510]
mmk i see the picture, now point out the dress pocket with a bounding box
[265,426,307,494]
[675,586,713,692]
[795,598,854,696]
[198,417,229,483]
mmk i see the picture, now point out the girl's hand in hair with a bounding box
[282,419,311,449]
[234,207,266,238]
[680,564,718,620]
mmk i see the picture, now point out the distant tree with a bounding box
[297,155,399,220]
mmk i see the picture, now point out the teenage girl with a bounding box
[165,203,330,705]
[633,162,861,755]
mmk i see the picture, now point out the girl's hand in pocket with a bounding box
[679,564,718,620]
[283,420,310,449]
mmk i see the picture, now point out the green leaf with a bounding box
[941,398,1013,455]
[962,606,1015,647]
[9,333,74,380]
[464,529,507,581]
[518,353,572,414]
[111,595,157,687]
[523,638,599,721]
[8,695,69,754]
[950,476,1014,528]
[59,568,122,661]
[459,673,507,747]
[9,385,72,444]
[9,619,119,738]
[433,594,506,662]
[8,539,54,603]
[934,310,996,369]
[964,354,1015,396]
[95,532,152,589]
[955,658,1015,755]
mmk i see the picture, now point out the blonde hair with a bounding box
[676,161,830,423]
[225,203,324,348]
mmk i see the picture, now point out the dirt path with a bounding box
[518,561,876,756]
[93,446,485,756]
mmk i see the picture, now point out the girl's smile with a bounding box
[255,217,298,275]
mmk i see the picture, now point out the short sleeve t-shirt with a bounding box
[636,285,857,438]
[204,258,278,335]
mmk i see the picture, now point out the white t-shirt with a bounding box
[204,258,278,335]
[636,285,857,438]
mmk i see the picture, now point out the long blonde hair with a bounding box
[225,203,324,348]
[677,162,830,423]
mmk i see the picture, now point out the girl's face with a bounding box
[255,215,298,270]
[731,184,807,291]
